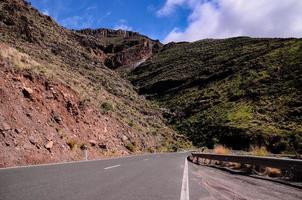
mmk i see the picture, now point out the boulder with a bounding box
[89,140,97,146]
[51,111,63,124]
[45,141,53,149]
[22,87,34,99]
[121,135,128,142]
[0,122,11,131]
[28,136,37,145]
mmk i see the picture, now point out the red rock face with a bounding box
[76,28,163,70]
[0,64,133,167]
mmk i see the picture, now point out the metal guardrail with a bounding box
[191,152,302,172]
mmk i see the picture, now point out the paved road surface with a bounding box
[0,152,301,200]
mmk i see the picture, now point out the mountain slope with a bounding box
[130,37,302,153]
[0,0,186,167]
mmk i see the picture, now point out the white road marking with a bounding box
[0,152,187,170]
[180,158,190,200]
[0,154,148,171]
[144,159,149,161]
[104,165,121,170]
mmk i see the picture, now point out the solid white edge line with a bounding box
[104,165,121,170]
[180,158,190,200]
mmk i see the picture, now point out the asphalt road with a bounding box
[0,152,301,200]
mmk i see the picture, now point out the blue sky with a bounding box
[28,0,191,41]
[28,0,302,43]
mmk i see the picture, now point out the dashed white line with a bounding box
[104,165,121,170]
[144,159,149,161]
[180,158,190,200]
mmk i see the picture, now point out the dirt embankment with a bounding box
[0,61,158,167]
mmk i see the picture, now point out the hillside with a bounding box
[0,0,187,167]
[130,37,302,153]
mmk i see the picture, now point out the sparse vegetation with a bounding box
[125,142,135,152]
[100,102,114,114]
[130,37,302,153]
[67,140,77,150]
[250,146,269,157]
[214,145,230,155]
[128,120,134,127]
[147,147,155,153]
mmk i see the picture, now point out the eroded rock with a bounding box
[22,87,33,99]
[89,140,97,146]
[121,135,128,142]
[45,141,53,149]
[0,122,11,131]
[28,136,37,145]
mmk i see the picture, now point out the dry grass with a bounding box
[266,167,282,177]
[214,145,230,155]
[250,146,269,156]
[0,43,40,69]
[67,139,77,150]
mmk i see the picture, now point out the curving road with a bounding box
[0,152,301,200]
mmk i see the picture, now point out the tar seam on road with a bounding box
[104,165,121,170]
[180,158,190,200]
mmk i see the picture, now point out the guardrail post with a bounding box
[81,144,88,161]
[192,155,198,164]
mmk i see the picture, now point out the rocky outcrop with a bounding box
[76,28,162,70]
[77,28,140,39]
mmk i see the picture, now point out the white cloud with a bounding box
[97,11,111,24]
[159,0,302,43]
[114,24,133,31]
[60,16,93,29]
[42,9,50,16]
[157,0,186,16]
[86,6,97,11]
[114,19,133,31]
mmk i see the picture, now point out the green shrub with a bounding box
[125,142,135,152]
[100,102,114,113]
[147,147,155,153]
[128,120,134,127]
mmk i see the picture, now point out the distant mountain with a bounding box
[0,0,186,167]
[129,37,302,153]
